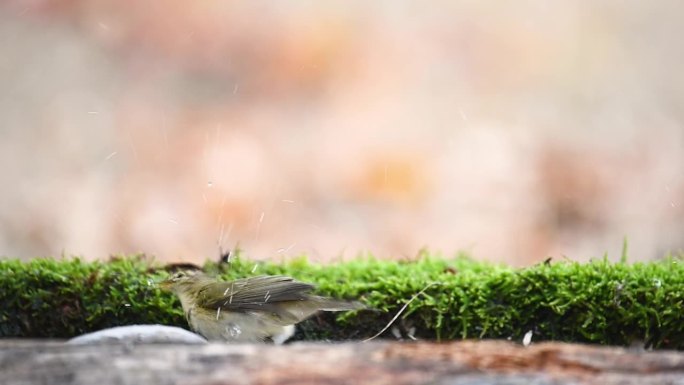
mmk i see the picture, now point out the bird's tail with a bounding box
[314,297,367,312]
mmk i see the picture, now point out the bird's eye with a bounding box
[173,272,186,280]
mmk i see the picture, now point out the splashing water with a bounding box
[227,323,241,338]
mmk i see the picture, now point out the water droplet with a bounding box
[522,330,533,346]
[207,181,213,188]
[227,323,241,338]
[458,108,468,121]
[124,303,131,307]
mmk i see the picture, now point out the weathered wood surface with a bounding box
[2,340,684,385]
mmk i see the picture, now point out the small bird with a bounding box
[159,270,364,344]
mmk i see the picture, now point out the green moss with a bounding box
[0,255,184,338]
[1,253,684,349]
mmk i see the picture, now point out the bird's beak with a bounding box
[157,278,173,290]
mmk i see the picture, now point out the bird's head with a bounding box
[158,270,204,293]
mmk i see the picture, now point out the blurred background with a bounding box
[1,1,682,265]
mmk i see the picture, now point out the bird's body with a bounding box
[160,271,363,343]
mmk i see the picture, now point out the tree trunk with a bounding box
[1,340,683,385]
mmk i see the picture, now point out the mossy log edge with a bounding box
[1,254,684,349]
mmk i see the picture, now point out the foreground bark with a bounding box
[1,340,683,385]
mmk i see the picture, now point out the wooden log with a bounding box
[1,340,683,385]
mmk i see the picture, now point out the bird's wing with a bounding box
[196,275,315,314]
